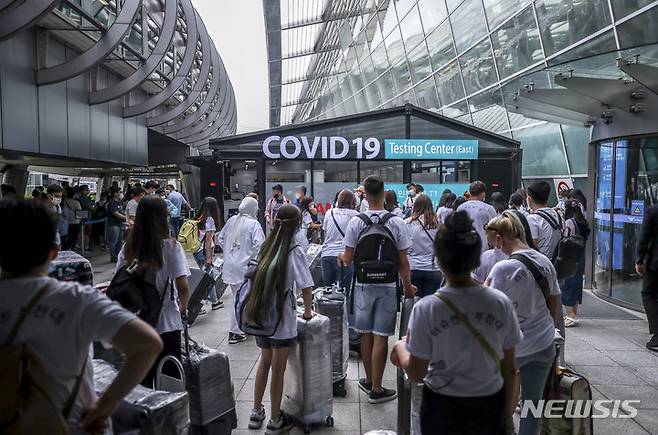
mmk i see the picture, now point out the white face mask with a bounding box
[295,193,302,200]
[408,189,416,197]
[52,197,62,206]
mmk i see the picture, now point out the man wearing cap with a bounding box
[265,184,290,233]
[355,186,369,212]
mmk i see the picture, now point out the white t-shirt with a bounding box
[436,206,454,225]
[270,245,315,340]
[358,197,369,212]
[487,248,560,358]
[526,208,563,258]
[117,239,190,334]
[343,209,411,287]
[473,248,508,283]
[391,206,404,218]
[322,208,358,258]
[405,217,439,271]
[126,199,139,219]
[218,215,265,284]
[456,200,498,254]
[0,277,136,431]
[406,285,522,397]
[197,216,217,253]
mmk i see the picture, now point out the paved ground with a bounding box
[89,248,658,434]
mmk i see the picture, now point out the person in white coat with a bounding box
[218,197,265,344]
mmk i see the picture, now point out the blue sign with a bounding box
[384,139,478,160]
[387,183,471,206]
[631,200,644,217]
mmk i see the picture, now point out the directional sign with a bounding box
[631,200,644,217]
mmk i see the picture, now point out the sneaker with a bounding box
[211,301,224,310]
[265,413,294,435]
[647,334,658,352]
[248,405,266,429]
[198,308,207,316]
[368,387,397,404]
[358,378,373,394]
[228,332,248,345]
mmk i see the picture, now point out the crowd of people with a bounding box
[0,173,612,435]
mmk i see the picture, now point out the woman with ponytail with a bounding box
[391,211,521,435]
[246,204,314,434]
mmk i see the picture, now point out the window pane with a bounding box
[418,0,448,34]
[547,30,617,66]
[513,123,569,176]
[617,6,658,49]
[392,60,413,94]
[612,0,654,20]
[483,0,533,29]
[393,88,418,106]
[360,161,403,182]
[450,0,488,53]
[535,0,612,56]
[395,0,419,18]
[490,6,543,79]
[426,20,455,71]
[381,3,399,38]
[360,55,378,85]
[468,88,510,133]
[371,43,389,72]
[435,61,464,104]
[408,42,432,84]
[415,77,441,110]
[376,69,398,101]
[444,100,472,124]
[446,0,463,12]
[364,82,383,107]
[384,28,405,66]
[459,39,497,95]
[399,5,424,52]
[562,125,591,174]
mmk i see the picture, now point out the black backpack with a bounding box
[106,261,169,327]
[536,210,586,280]
[353,212,400,284]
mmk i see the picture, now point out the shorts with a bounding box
[352,284,397,336]
[255,336,298,349]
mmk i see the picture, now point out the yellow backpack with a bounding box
[178,218,201,252]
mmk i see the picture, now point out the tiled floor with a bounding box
[89,249,658,434]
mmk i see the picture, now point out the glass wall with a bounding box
[593,137,658,309]
[286,0,658,194]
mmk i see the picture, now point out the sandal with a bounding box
[564,316,579,327]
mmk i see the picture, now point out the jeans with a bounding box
[193,250,218,304]
[352,284,397,336]
[321,256,354,289]
[411,269,443,298]
[420,385,505,435]
[106,225,124,262]
[518,344,556,435]
[229,284,242,335]
[642,270,658,334]
[171,217,183,238]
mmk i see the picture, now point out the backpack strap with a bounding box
[509,253,551,310]
[331,209,345,238]
[4,284,49,346]
[61,353,88,418]
[535,210,563,231]
[356,213,373,226]
[379,212,396,225]
[434,292,501,371]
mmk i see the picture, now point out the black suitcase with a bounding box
[189,409,237,435]
[48,250,93,285]
[186,266,221,325]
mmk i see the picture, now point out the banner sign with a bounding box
[384,139,478,160]
[387,183,471,206]
[261,135,479,160]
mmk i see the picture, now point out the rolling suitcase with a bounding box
[305,244,323,287]
[313,286,349,397]
[48,250,93,285]
[186,265,222,325]
[92,359,190,435]
[182,324,237,434]
[282,313,334,433]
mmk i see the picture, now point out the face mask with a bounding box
[273,192,280,199]
[408,189,415,196]
[52,197,62,206]
[119,193,124,200]
[295,193,302,200]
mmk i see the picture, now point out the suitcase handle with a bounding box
[155,355,185,390]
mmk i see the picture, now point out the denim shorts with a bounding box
[352,284,398,336]
[255,336,298,349]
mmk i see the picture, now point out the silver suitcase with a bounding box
[282,313,334,433]
[313,286,349,397]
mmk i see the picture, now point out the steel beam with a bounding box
[88,0,178,104]
[0,0,58,42]
[147,16,213,126]
[36,0,142,85]
[619,62,658,96]
[123,0,198,118]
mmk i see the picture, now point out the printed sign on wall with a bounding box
[384,139,478,160]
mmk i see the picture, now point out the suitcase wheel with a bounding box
[325,416,334,428]
[333,380,347,397]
